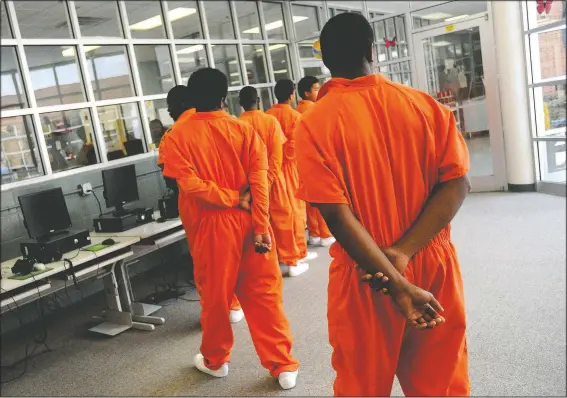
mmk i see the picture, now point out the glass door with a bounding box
[413,15,507,192]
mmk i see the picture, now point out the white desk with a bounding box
[0,236,157,337]
[91,213,187,329]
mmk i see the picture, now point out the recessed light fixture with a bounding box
[242,16,308,35]
[445,14,469,22]
[419,12,453,20]
[62,45,100,57]
[176,44,205,55]
[130,7,196,31]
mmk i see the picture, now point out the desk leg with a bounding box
[89,261,135,336]
[116,261,164,329]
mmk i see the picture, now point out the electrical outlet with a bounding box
[79,182,92,196]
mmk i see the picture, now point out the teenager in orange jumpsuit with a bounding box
[296,76,335,248]
[266,80,312,277]
[295,14,471,396]
[163,68,299,390]
[158,85,243,324]
[238,86,303,272]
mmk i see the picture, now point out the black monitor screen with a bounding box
[18,187,72,239]
[102,164,139,209]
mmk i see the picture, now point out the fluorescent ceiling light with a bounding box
[130,7,195,31]
[242,16,308,34]
[229,60,252,64]
[273,69,288,74]
[419,12,452,20]
[177,44,204,55]
[432,40,452,47]
[268,44,287,51]
[62,45,100,57]
[445,14,469,22]
[230,72,240,77]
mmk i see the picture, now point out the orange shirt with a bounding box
[163,110,270,234]
[239,110,286,187]
[157,108,196,167]
[296,74,470,263]
[296,100,315,114]
[266,104,301,165]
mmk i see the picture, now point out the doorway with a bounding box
[413,14,507,192]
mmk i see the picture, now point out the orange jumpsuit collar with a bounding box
[318,74,386,101]
[272,103,293,109]
[191,110,229,120]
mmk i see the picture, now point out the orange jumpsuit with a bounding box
[295,100,332,241]
[163,110,298,376]
[296,74,470,396]
[158,109,241,312]
[239,110,302,266]
[265,104,307,259]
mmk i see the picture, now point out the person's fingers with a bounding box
[381,288,389,295]
[429,296,444,313]
[421,313,433,323]
[425,304,441,320]
[427,320,437,328]
[362,274,373,282]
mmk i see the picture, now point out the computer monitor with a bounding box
[18,187,72,240]
[102,164,139,216]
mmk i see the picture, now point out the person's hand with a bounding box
[239,190,251,212]
[390,282,445,330]
[361,246,411,295]
[254,233,272,254]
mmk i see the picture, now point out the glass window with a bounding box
[270,44,292,81]
[177,44,209,84]
[167,1,203,39]
[86,46,135,101]
[292,4,322,41]
[134,45,175,96]
[74,1,122,38]
[225,91,242,117]
[14,1,72,38]
[125,1,166,39]
[298,40,328,78]
[411,1,487,28]
[536,140,566,182]
[379,61,412,86]
[328,1,363,17]
[242,45,268,84]
[25,46,86,107]
[204,1,235,39]
[1,47,28,110]
[258,87,272,111]
[262,2,287,40]
[40,109,99,172]
[1,115,44,184]
[1,1,12,38]
[533,84,566,137]
[236,1,263,40]
[97,103,146,160]
[529,27,567,81]
[145,99,172,147]
[213,45,242,87]
[526,0,566,29]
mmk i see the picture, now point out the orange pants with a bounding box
[306,204,332,239]
[282,162,307,259]
[328,233,469,396]
[190,208,299,376]
[182,211,241,311]
[269,173,302,266]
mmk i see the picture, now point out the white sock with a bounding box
[278,370,299,389]
[308,236,321,246]
[194,353,228,377]
[320,237,336,247]
[288,262,309,277]
[229,308,244,323]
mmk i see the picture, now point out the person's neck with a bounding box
[331,64,374,80]
[244,106,259,112]
[196,106,221,112]
[278,100,292,105]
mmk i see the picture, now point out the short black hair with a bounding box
[297,76,319,99]
[320,13,374,73]
[167,85,190,105]
[274,79,295,103]
[187,67,228,111]
[239,86,258,109]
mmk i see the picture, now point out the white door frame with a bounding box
[412,14,507,192]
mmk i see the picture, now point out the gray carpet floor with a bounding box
[0,192,565,396]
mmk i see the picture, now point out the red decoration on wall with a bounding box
[536,0,553,15]
[384,36,397,48]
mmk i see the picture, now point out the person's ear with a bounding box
[366,42,374,64]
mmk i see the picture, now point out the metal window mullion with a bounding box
[524,20,566,35]
[258,2,276,83]
[282,0,300,81]
[6,0,53,175]
[161,1,183,85]
[529,77,567,88]
[230,1,249,86]
[198,1,215,67]
[362,0,370,20]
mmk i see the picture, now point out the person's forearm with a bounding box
[396,176,471,257]
[177,177,240,208]
[318,203,409,292]
[249,169,270,234]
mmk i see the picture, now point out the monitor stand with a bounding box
[112,204,131,218]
